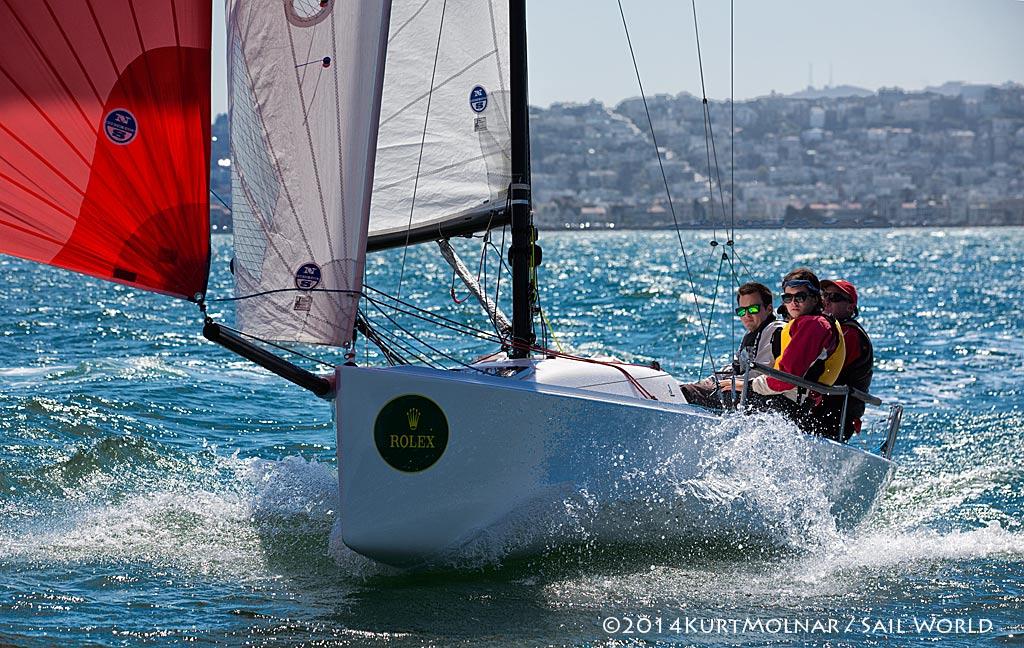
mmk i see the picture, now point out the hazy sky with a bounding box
[211,0,1024,115]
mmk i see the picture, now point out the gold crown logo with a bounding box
[406,407,421,431]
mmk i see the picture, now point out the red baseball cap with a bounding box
[820,279,857,306]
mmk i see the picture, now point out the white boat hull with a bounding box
[335,359,894,567]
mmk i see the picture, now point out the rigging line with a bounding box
[615,0,717,378]
[704,102,732,250]
[730,0,736,243]
[729,0,738,361]
[689,0,729,242]
[210,188,232,212]
[362,293,504,347]
[698,253,727,378]
[730,247,755,281]
[363,295,485,372]
[699,104,720,243]
[355,311,399,366]
[358,308,428,367]
[396,0,448,300]
[210,320,337,369]
[207,287,361,303]
[371,320,439,369]
[492,217,510,330]
[364,284,507,341]
[304,63,326,118]
[448,260,470,304]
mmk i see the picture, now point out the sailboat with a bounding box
[1,0,902,567]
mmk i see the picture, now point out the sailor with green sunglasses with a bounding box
[679,281,783,410]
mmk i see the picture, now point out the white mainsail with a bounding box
[369,0,512,241]
[227,0,391,346]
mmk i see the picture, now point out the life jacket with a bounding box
[774,314,846,387]
[835,317,874,417]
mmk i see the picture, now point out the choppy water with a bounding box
[1,229,1021,646]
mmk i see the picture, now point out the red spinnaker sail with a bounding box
[0,0,211,301]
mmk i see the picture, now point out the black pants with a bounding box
[743,392,840,439]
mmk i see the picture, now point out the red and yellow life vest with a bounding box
[774,316,846,387]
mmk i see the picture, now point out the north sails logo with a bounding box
[294,262,322,291]
[469,85,488,113]
[104,109,138,144]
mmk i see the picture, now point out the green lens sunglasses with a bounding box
[735,304,762,317]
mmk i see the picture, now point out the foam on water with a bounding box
[0,453,349,581]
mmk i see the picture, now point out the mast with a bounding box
[509,0,536,358]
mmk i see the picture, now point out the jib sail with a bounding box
[227,0,392,346]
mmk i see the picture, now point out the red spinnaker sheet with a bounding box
[0,0,211,300]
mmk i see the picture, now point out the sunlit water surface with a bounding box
[1,229,1021,646]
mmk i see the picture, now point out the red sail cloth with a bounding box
[0,0,211,300]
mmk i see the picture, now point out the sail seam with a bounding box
[82,0,120,77]
[396,0,449,299]
[236,30,316,269]
[388,0,432,45]
[0,206,67,245]
[39,1,103,104]
[126,2,179,221]
[285,18,337,271]
[2,0,94,130]
[329,9,349,286]
[0,127,86,201]
[0,68,92,167]
[485,0,511,132]
[378,50,496,128]
[374,151,498,193]
[28,3,165,219]
[0,170,79,225]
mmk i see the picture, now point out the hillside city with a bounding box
[209,82,1024,231]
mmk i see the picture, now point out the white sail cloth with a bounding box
[369,0,512,239]
[227,0,391,345]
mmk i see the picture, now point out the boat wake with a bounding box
[0,415,1020,586]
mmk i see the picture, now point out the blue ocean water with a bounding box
[1,228,1021,646]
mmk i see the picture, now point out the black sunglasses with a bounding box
[782,292,811,304]
[735,304,763,317]
[822,291,850,303]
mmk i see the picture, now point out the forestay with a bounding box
[227,0,391,346]
[0,0,211,300]
[369,0,512,242]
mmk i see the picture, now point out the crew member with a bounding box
[680,282,783,410]
[734,268,845,431]
[813,279,874,441]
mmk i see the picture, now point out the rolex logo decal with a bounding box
[374,395,448,472]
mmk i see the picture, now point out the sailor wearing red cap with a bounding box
[814,279,874,440]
